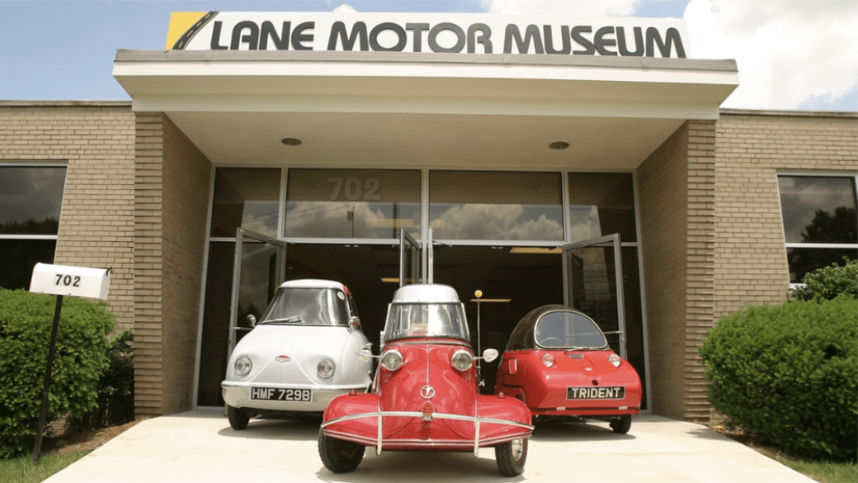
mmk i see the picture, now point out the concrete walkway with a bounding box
[44,411,813,483]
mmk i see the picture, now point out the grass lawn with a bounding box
[0,451,90,483]
[772,456,858,483]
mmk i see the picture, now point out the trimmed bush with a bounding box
[792,258,858,302]
[699,297,858,461]
[71,330,134,431]
[0,289,115,460]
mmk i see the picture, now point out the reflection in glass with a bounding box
[0,239,56,290]
[429,171,563,241]
[787,248,858,284]
[568,173,636,242]
[198,242,234,407]
[0,166,66,235]
[285,169,420,239]
[778,176,857,244]
[210,168,280,238]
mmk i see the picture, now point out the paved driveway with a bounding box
[44,411,813,483]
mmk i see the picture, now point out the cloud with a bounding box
[481,0,638,17]
[684,0,858,110]
[333,4,358,13]
[480,0,858,110]
[432,204,564,241]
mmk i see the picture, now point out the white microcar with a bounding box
[221,279,373,430]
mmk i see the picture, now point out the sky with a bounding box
[1,0,856,112]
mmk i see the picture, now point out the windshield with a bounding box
[535,311,607,349]
[384,303,469,342]
[259,287,349,326]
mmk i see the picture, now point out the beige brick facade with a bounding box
[636,120,718,422]
[2,102,854,422]
[714,111,858,319]
[134,113,212,416]
[0,102,136,332]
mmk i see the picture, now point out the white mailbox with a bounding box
[30,263,111,301]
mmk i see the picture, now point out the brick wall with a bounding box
[134,113,211,416]
[637,120,717,422]
[714,111,858,320]
[637,122,689,419]
[0,102,135,331]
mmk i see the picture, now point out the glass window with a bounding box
[778,175,858,283]
[568,173,636,242]
[285,169,420,239]
[0,165,66,290]
[0,239,57,290]
[0,166,66,235]
[429,171,563,241]
[210,168,280,238]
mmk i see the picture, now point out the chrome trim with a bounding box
[321,409,533,456]
[321,410,533,431]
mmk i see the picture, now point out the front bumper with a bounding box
[321,410,533,456]
[222,381,368,412]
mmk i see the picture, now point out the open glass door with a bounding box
[562,233,627,358]
[423,228,434,284]
[228,228,287,354]
[399,230,420,287]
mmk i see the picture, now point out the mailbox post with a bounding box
[28,263,111,463]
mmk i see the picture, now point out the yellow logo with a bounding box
[166,11,218,50]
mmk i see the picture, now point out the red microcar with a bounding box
[494,305,641,434]
[319,284,533,476]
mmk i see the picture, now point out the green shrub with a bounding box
[0,289,115,460]
[792,258,858,302]
[699,297,858,461]
[71,330,134,431]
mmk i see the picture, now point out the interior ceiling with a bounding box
[166,110,685,170]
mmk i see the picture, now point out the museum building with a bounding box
[0,12,855,423]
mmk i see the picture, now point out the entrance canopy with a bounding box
[113,13,737,170]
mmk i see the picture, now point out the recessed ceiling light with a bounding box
[281,138,302,146]
[549,141,569,150]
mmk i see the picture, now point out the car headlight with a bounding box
[609,354,622,368]
[235,356,252,376]
[380,350,403,371]
[451,350,473,371]
[318,359,336,379]
[541,353,555,368]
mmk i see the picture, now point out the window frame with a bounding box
[776,172,858,288]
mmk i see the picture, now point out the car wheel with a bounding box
[610,415,632,434]
[319,431,365,473]
[495,438,527,477]
[227,405,250,430]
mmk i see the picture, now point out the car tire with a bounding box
[319,431,365,473]
[227,405,250,430]
[610,415,632,434]
[495,438,527,477]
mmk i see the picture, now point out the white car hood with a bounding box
[226,324,368,387]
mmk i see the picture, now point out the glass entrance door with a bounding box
[562,233,627,358]
[399,230,420,287]
[228,228,287,354]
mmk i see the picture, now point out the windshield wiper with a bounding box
[261,316,303,325]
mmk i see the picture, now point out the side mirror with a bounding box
[357,349,374,362]
[482,348,499,363]
[246,314,257,327]
[349,317,362,332]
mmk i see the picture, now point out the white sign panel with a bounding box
[30,263,111,301]
[167,12,690,59]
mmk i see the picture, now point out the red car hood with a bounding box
[322,340,532,451]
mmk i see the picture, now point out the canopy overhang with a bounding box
[113,50,738,170]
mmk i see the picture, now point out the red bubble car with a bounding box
[494,305,641,434]
[319,284,534,476]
